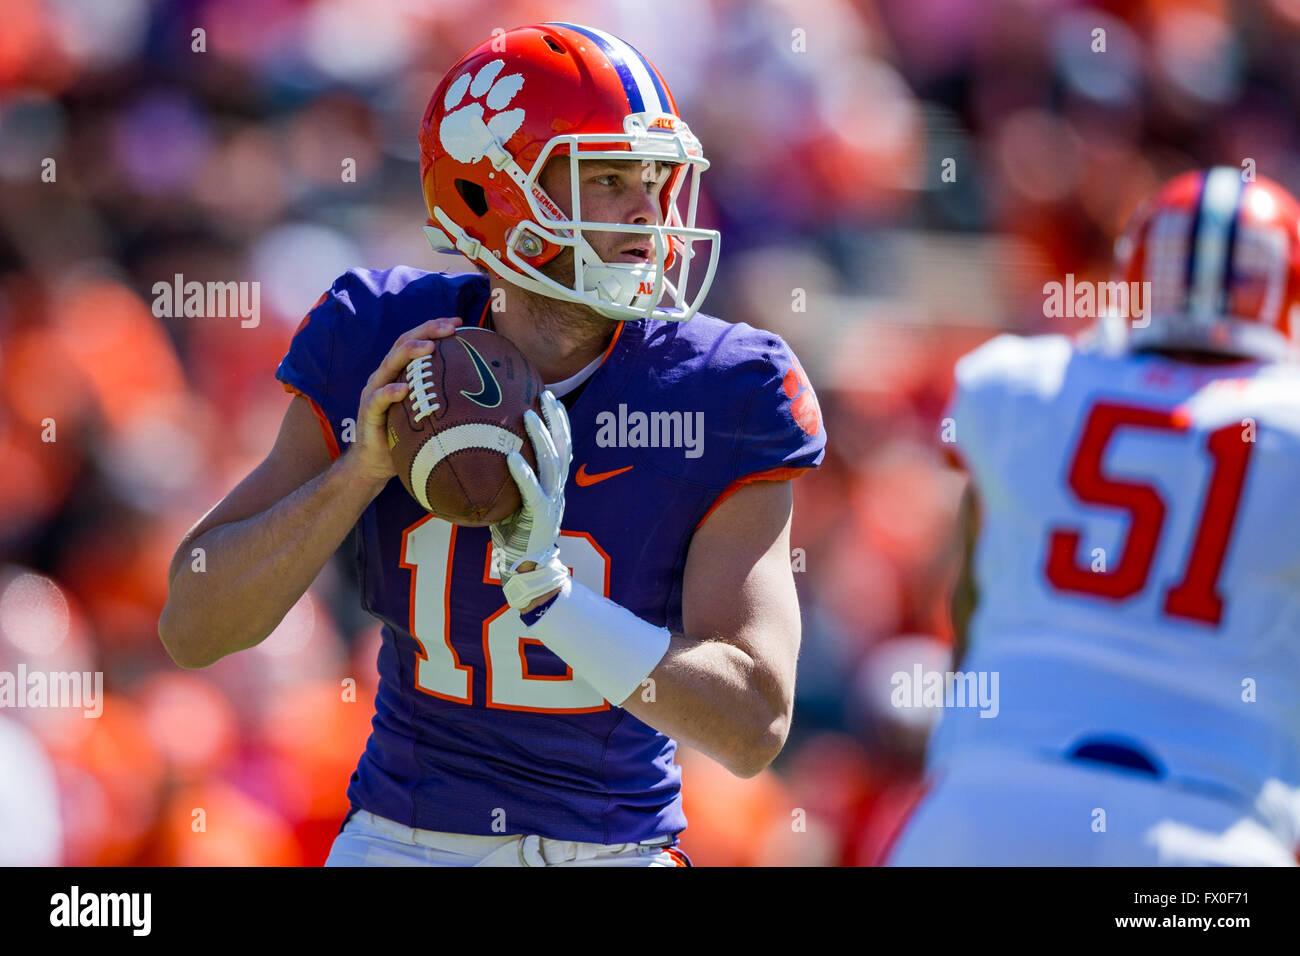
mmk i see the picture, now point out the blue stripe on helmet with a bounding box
[1220,175,1245,314]
[1187,167,1244,317]
[1184,170,1209,313]
[547,22,644,113]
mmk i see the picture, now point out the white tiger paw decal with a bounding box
[439,59,526,164]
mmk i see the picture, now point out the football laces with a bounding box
[404,355,441,422]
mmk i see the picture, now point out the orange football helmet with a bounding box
[418,23,720,322]
[1112,166,1300,361]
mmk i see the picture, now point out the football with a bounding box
[386,327,543,525]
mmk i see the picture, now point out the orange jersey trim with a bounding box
[281,382,341,460]
[598,321,624,367]
[694,466,811,532]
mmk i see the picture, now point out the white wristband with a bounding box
[524,577,671,706]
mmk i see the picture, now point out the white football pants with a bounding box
[887,749,1297,866]
[324,809,691,867]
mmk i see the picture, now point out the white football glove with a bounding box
[490,390,573,609]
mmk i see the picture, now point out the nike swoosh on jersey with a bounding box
[575,464,634,486]
[458,338,503,408]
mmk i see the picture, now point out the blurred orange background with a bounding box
[4,0,1300,865]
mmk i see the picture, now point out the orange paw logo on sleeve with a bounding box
[781,357,822,437]
[293,292,330,336]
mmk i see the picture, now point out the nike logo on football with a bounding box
[458,338,503,408]
[575,464,634,486]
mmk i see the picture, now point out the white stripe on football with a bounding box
[409,422,525,511]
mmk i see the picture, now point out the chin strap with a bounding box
[428,200,708,322]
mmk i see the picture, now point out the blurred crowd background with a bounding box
[4,0,1300,866]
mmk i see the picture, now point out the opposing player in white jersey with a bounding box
[889,167,1300,866]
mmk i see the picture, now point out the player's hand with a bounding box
[490,390,573,608]
[343,317,463,487]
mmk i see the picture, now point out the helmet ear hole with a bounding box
[454,178,489,217]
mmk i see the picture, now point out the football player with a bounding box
[888,166,1300,866]
[158,23,825,867]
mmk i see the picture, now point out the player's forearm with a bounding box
[617,634,792,779]
[159,455,387,668]
[516,572,795,777]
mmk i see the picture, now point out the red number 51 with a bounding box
[1044,401,1254,627]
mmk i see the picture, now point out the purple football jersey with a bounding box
[275,267,826,843]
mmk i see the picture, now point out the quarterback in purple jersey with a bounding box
[159,23,826,867]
